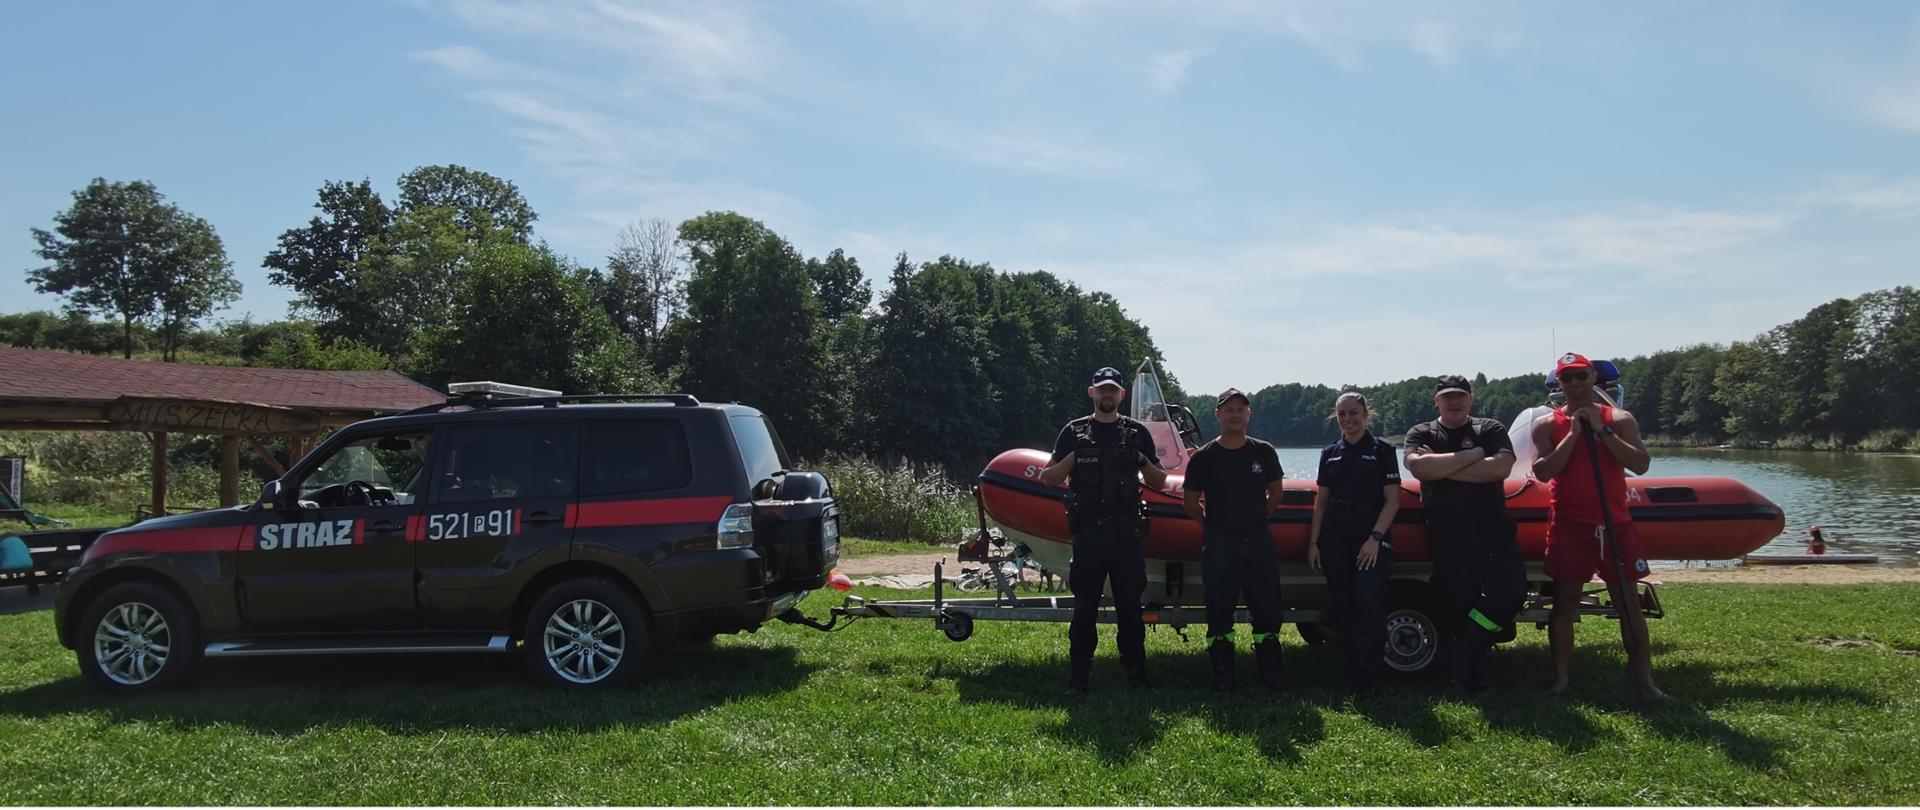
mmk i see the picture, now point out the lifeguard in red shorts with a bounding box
[1530,352,1665,699]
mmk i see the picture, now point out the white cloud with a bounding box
[1148,49,1204,96]
[927,130,1137,180]
[1852,19,1920,133]
[1801,175,1920,217]
[433,0,779,106]
[1406,21,1457,69]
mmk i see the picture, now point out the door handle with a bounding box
[368,519,404,532]
[524,510,564,526]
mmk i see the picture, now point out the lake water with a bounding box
[1263,446,1920,566]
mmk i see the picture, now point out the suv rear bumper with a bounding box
[661,587,812,639]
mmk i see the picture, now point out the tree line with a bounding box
[19,171,1918,470]
[16,168,1178,472]
[1180,286,1920,451]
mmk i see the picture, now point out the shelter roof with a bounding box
[0,346,443,412]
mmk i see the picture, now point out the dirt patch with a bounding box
[1804,636,1920,657]
[1650,565,1920,585]
[834,552,952,577]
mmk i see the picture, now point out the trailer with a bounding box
[814,534,1665,675]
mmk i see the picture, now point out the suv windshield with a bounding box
[729,414,791,486]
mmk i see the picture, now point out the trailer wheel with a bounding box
[1296,621,1332,645]
[1384,582,1445,675]
[941,610,974,642]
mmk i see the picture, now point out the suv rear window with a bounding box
[581,419,694,496]
[729,414,790,485]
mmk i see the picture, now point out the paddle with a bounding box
[1582,391,1646,713]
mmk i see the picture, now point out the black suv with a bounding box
[54,394,839,693]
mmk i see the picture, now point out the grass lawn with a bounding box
[2,583,1917,805]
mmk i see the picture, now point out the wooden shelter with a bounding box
[0,347,444,514]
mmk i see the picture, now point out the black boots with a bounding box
[1254,637,1286,692]
[1209,640,1235,692]
[1448,641,1495,695]
[1065,658,1091,697]
[1124,658,1152,690]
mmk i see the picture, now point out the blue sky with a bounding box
[6,1,1920,394]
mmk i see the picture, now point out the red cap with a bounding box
[1555,352,1593,375]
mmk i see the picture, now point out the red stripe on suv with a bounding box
[572,496,734,529]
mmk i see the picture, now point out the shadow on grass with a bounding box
[953,648,1337,765]
[1473,642,1883,770]
[952,638,1885,771]
[0,641,817,736]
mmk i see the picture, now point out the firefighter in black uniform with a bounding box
[1042,367,1168,696]
[1182,387,1288,692]
[1308,392,1402,697]
[1403,375,1525,693]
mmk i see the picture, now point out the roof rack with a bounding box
[400,392,702,416]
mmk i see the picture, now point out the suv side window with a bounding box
[436,422,577,504]
[581,419,694,496]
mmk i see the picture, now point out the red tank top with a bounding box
[1549,404,1630,526]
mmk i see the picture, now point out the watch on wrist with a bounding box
[1369,530,1385,542]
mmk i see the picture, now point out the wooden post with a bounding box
[149,432,168,517]
[220,435,240,507]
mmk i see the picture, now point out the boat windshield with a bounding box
[1130,358,1203,473]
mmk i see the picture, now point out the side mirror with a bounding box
[752,478,779,500]
[258,480,285,508]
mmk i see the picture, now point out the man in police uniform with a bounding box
[1041,366,1168,696]
[1403,375,1525,693]
[1182,388,1287,692]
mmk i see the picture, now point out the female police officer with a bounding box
[1308,392,1402,697]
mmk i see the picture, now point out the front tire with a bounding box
[77,582,202,694]
[522,578,650,689]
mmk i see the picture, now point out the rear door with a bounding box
[571,417,732,610]
[416,420,578,631]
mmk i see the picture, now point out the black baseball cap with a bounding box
[1216,387,1249,408]
[1435,375,1472,395]
[1090,367,1126,388]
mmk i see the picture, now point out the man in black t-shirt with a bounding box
[1403,375,1526,694]
[1042,366,1168,696]
[1182,388,1287,692]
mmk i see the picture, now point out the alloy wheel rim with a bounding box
[542,598,625,684]
[93,601,171,685]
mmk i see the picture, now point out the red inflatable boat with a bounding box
[978,446,1786,566]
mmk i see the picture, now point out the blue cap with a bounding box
[1090,367,1126,388]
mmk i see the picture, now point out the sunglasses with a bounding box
[1557,370,1591,382]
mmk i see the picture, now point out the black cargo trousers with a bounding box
[1201,526,1283,643]
[1067,519,1148,671]
[1425,504,1526,664]
[1319,502,1392,690]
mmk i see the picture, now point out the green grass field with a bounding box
[2,582,1917,805]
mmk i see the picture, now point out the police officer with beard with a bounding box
[1042,367,1168,696]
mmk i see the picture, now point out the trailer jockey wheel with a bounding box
[941,611,974,642]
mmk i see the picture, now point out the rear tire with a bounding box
[1384,582,1445,675]
[522,578,650,689]
[77,582,202,694]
